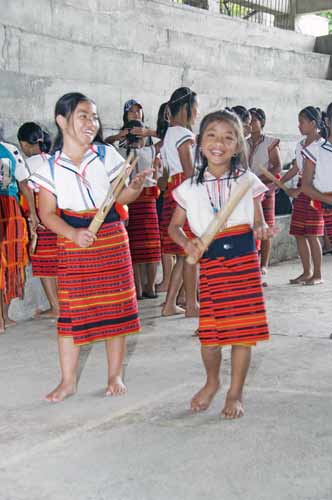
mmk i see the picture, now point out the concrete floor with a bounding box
[0,257,332,500]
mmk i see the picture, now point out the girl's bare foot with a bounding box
[191,381,220,412]
[289,273,311,285]
[303,277,324,286]
[156,282,169,293]
[5,318,16,328]
[105,376,127,396]
[45,381,76,403]
[221,391,244,419]
[35,308,59,319]
[185,305,200,318]
[161,305,185,317]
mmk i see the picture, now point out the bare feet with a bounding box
[5,318,16,328]
[161,305,185,317]
[303,277,324,286]
[105,376,127,396]
[289,273,311,285]
[45,381,76,403]
[35,308,59,319]
[221,391,244,419]
[156,282,169,293]
[185,305,200,318]
[190,381,220,412]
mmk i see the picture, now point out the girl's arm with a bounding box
[168,205,205,262]
[260,145,282,183]
[253,196,274,240]
[280,160,299,183]
[105,129,128,145]
[18,180,39,231]
[38,188,95,248]
[116,170,152,205]
[301,158,332,205]
[130,127,158,138]
[178,140,194,178]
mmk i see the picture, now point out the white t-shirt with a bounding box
[172,169,267,237]
[247,135,280,176]
[295,137,324,175]
[129,146,156,187]
[1,141,30,182]
[26,153,51,192]
[29,144,125,211]
[302,139,332,192]
[161,126,195,176]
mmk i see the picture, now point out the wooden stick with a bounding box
[186,177,254,265]
[88,153,138,235]
[258,166,290,195]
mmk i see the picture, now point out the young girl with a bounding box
[280,107,324,285]
[247,108,281,285]
[160,87,200,317]
[17,122,59,317]
[105,99,156,147]
[0,139,37,332]
[30,92,150,402]
[300,103,332,260]
[124,119,162,299]
[169,110,271,418]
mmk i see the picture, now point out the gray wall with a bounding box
[1,0,332,164]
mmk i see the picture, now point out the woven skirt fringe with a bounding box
[198,225,269,347]
[0,196,28,303]
[127,189,161,264]
[57,215,140,345]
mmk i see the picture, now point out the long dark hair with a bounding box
[167,87,197,129]
[52,92,104,153]
[17,122,51,153]
[299,106,325,137]
[156,102,169,140]
[195,109,248,184]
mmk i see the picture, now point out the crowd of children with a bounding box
[1,88,332,416]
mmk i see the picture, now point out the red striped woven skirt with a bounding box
[323,210,332,242]
[127,187,161,264]
[31,207,58,277]
[0,195,28,303]
[198,224,269,347]
[160,173,193,255]
[262,188,275,227]
[290,181,324,236]
[57,209,140,346]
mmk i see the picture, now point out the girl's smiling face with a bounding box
[201,120,238,172]
[298,114,316,136]
[61,100,100,147]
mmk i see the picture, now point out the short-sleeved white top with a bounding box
[26,153,51,192]
[29,143,125,211]
[302,139,332,192]
[295,137,324,174]
[1,141,30,182]
[160,126,195,176]
[172,169,267,237]
[129,146,156,187]
[247,135,280,176]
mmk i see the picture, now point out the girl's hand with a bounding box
[184,238,206,262]
[254,224,277,240]
[28,212,40,233]
[71,228,96,248]
[130,127,147,137]
[119,128,129,138]
[287,187,300,199]
[129,169,154,192]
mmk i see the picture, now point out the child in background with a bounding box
[247,108,281,285]
[160,87,199,317]
[169,110,271,418]
[280,107,324,285]
[17,122,59,316]
[125,120,162,299]
[30,92,150,402]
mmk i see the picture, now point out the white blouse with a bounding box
[247,135,280,176]
[302,139,332,193]
[130,146,156,187]
[172,169,267,237]
[160,126,195,176]
[29,144,125,211]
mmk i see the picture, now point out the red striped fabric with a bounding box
[290,183,324,236]
[160,173,193,255]
[323,210,332,241]
[127,187,161,264]
[261,189,275,227]
[0,196,28,303]
[57,210,140,345]
[31,222,58,277]
[198,225,269,347]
